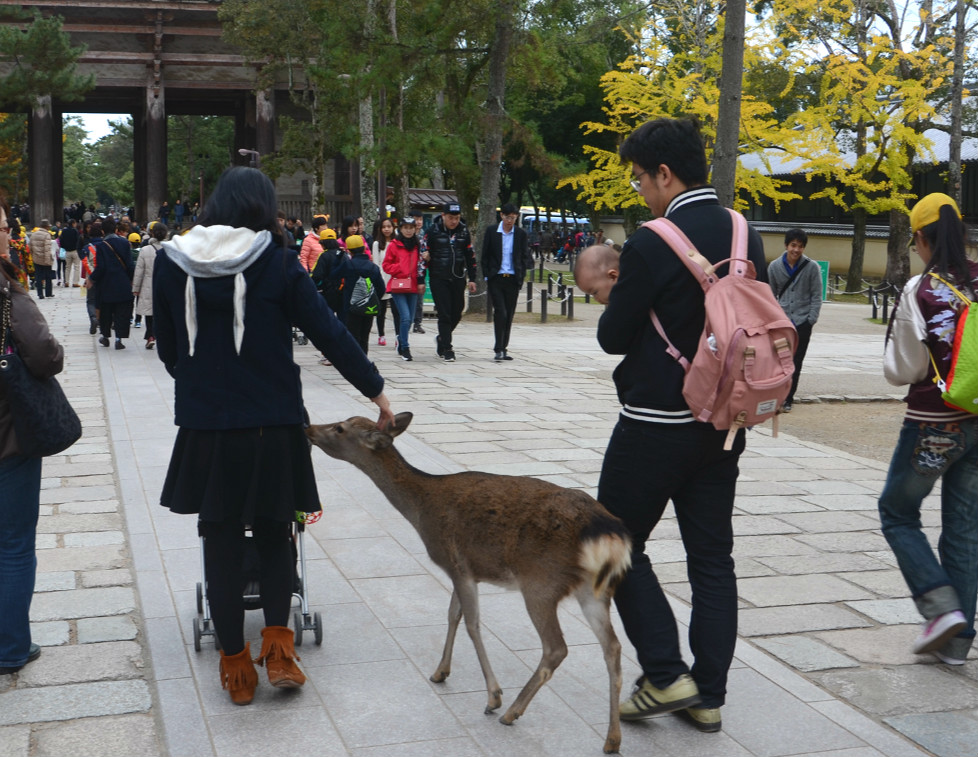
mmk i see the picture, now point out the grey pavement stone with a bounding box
[773,510,881,533]
[816,666,978,717]
[796,532,890,553]
[787,479,881,495]
[58,499,121,514]
[0,725,29,757]
[80,569,133,588]
[754,553,890,575]
[733,495,824,515]
[33,714,161,757]
[39,484,117,505]
[800,494,881,510]
[753,636,859,672]
[738,574,874,607]
[0,680,151,726]
[36,512,122,534]
[733,480,809,497]
[76,616,139,644]
[733,535,819,557]
[884,711,978,757]
[739,605,872,637]
[35,545,127,572]
[35,534,57,550]
[815,625,930,666]
[62,531,126,547]
[34,571,76,592]
[733,515,802,535]
[845,598,921,625]
[840,569,911,597]
[29,587,136,622]
[17,641,144,687]
[810,700,932,757]
[30,621,70,647]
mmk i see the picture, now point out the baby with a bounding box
[573,244,620,304]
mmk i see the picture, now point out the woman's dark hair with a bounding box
[151,223,168,242]
[340,214,358,238]
[198,167,282,244]
[921,204,971,290]
[89,222,104,238]
[372,217,394,251]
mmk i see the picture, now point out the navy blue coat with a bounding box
[152,239,384,430]
[89,235,135,304]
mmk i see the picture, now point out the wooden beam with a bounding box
[78,52,249,67]
[0,1,218,11]
[60,24,224,36]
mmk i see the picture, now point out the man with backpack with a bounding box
[590,117,769,735]
[767,228,822,413]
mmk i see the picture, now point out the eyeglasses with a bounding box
[629,170,649,192]
[0,226,9,235]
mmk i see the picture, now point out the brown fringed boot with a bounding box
[219,643,259,705]
[255,626,306,688]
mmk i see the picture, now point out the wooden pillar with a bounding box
[28,95,57,224]
[255,88,275,158]
[145,81,167,223]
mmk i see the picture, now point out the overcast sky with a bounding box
[68,113,128,144]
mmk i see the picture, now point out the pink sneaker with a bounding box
[913,610,967,654]
[378,336,386,346]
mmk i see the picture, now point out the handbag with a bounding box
[389,277,414,291]
[0,286,82,457]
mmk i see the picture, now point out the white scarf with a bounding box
[161,226,270,356]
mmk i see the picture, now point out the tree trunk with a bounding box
[846,207,867,292]
[712,0,746,207]
[473,0,516,313]
[948,0,966,205]
[358,0,377,231]
[885,208,911,290]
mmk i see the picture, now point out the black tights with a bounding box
[201,518,294,655]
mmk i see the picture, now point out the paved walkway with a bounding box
[1,287,974,757]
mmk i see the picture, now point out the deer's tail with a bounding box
[579,513,632,598]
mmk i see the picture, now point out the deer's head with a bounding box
[306,412,413,464]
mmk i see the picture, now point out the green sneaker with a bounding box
[619,673,702,720]
[679,706,722,733]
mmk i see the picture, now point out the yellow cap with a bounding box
[128,232,141,244]
[319,228,336,241]
[344,234,365,250]
[910,193,961,233]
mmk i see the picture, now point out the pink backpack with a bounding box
[645,209,796,449]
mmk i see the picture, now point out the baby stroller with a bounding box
[192,513,323,651]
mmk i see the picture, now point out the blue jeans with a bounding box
[878,418,978,659]
[598,418,745,708]
[392,293,417,351]
[0,454,42,668]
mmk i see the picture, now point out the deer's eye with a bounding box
[336,426,344,434]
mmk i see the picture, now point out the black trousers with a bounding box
[597,417,745,708]
[34,264,53,298]
[488,275,521,352]
[99,300,133,339]
[345,311,373,354]
[428,276,467,352]
[200,518,294,655]
[787,321,813,404]
[376,298,389,337]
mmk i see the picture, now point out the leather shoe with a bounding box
[0,643,41,674]
[502,350,514,361]
[99,336,110,347]
[494,351,504,361]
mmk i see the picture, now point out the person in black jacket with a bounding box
[153,166,394,706]
[424,203,476,362]
[337,234,385,354]
[480,202,532,361]
[60,219,81,287]
[589,118,768,735]
[89,218,135,350]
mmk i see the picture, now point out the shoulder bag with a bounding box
[0,286,82,457]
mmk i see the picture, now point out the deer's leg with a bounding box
[430,588,463,683]
[500,590,567,726]
[576,586,623,754]
[453,577,503,713]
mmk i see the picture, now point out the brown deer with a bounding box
[306,413,632,754]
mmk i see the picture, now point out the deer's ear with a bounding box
[363,429,394,450]
[390,412,413,437]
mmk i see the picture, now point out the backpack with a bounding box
[926,272,978,413]
[349,274,380,316]
[645,209,797,450]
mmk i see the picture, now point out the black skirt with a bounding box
[161,424,321,524]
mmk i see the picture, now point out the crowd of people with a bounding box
[1,128,975,743]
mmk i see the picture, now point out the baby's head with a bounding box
[574,245,620,304]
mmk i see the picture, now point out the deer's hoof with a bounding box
[430,670,449,683]
[603,737,621,754]
[498,711,519,725]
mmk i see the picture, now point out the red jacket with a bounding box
[381,238,419,293]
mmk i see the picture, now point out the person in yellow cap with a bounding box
[880,192,978,666]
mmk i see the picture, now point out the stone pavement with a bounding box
[1,286,975,757]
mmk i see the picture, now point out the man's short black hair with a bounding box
[784,228,808,247]
[619,117,708,187]
[500,202,518,216]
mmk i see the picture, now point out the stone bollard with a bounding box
[540,289,548,323]
[567,286,574,320]
[526,281,533,313]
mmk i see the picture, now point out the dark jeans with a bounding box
[0,455,42,668]
[199,518,294,655]
[34,264,53,298]
[787,321,813,404]
[597,417,745,708]
[100,300,134,340]
[488,275,521,352]
[428,276,467,352]
[376,298,389,337]
[414,285,425,328]
[345,311,373,354]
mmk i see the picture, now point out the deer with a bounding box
[306,412,632,754]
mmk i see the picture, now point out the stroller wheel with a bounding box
[195,582,203,615]
[313,612,323,646]
[294,611,304,647]
[193,618,202,652]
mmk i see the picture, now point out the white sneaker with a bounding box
[934,651,967,666]
[913,610,967,654]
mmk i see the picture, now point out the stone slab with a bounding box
[76,616,139,644]
[816,666,978,717]
[844,598,921,625]
[29,587,136,622]
[753,636,859,672]
[815,625,931,666]
[33,713,161,757]
[739,605,872,637]
[17,641,144,686]
[0,680,151,726]
[738,574,874,607]
[884,711,978,757]
[754,553,888,576]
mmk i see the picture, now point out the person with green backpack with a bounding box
[880,192,978,666]
[338,235,384,355]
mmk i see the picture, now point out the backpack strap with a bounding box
[925,271,973,391]
[643,209,750,370]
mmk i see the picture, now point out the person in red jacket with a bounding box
[382,217,422,361]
